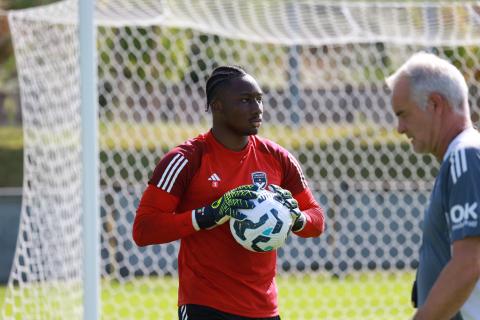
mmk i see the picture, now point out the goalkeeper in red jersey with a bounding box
[133,65,325,320]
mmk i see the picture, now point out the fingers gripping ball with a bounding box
[210,185,258,222]
[229,189,293,252]
[195,185,259,230]
[268,184,305,232]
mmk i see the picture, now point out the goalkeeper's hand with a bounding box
[193,185,259,230]
[268,184,306,232]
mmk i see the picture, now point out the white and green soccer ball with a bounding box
[230,189,293,252]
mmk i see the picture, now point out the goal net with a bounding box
[3,0,480,319]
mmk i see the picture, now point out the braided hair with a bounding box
[205,65,247,111]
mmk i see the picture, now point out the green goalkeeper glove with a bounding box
[193,185,259,230]
[268,184,306,232]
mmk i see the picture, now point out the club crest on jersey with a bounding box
[251,171,267,189]
[208,173,221,188]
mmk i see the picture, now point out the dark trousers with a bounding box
[178,304,281,320]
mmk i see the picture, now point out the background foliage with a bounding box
[0,1,59,186]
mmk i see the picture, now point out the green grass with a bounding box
[0,126,23,150]
[0,126,23,187]
[0,286,5,307]
[0,271,415,319]
[277,272,415,319]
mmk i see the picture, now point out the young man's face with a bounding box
[215,74,263,136]
[391,76,436,154]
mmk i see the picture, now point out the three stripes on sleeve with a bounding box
[157,154,188,192]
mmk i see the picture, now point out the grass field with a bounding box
[0,271,415,319]
[0,124,414,319]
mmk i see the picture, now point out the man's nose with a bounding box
[251,100,262,113]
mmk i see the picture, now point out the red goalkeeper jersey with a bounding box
[133,131,325,318]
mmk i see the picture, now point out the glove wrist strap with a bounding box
[291,212,306,232]
[194,207,216,230]
[191,210,201,231]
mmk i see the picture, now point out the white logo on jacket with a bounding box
[450,202,478,230]
[208,173,221,187]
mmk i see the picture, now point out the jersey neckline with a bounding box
[206,130,253,156]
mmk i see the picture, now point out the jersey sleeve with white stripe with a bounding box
[447,147,480,242]
[132,141,203,246]
[148,143,201,197]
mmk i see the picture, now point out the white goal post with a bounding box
[78,0,99,319]
[3,1,480,319]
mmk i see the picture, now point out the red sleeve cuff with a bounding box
[292,188,325,238]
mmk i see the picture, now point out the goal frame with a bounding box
[79,0,99,319]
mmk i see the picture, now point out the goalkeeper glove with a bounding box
[268,184,306,232]
[193,185,259,230]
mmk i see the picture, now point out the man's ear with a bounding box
[428,92,448,114]
[210,100,222,113]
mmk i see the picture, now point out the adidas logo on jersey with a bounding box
[208,173,221,187]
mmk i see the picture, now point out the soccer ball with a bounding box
[229,189,293,252]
